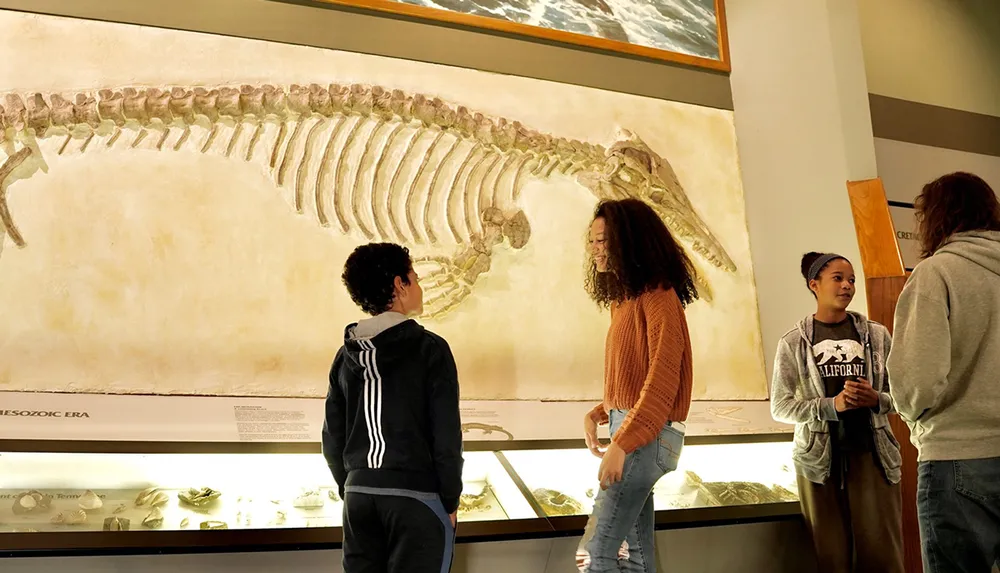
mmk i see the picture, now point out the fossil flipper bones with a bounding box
[0,84,738,318]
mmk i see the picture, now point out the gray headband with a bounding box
[808,253,846,281]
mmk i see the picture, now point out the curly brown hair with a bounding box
[915,172,1000,259]
[584,198,699,308]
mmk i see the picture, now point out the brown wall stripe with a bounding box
[869,94,1000,159]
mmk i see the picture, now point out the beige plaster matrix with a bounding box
[0,10,767,400]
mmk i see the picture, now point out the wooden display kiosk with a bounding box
[846,178,920,573]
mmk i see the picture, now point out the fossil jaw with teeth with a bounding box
[0,83,736,317]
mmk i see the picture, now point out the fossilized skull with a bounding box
[576,128,737,273]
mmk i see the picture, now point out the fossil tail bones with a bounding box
[0,84,737,318]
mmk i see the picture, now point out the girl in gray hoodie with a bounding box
[770,252,903,573]
[887,171,1000,573]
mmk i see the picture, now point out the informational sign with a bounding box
[0,392,790,444]
[889,202,920,271]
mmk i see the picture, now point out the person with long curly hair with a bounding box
[887,172,1000,572]
[770,252,903,573]
[576,198,697,573]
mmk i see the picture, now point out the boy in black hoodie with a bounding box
[322,242,464,573]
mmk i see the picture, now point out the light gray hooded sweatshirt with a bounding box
[888,230,1000,461]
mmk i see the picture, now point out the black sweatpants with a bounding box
[343,491,455,573]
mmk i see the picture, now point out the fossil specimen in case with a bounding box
[178,487,222,507]
[78,490,103,510]
[532,488,584,516]
[142,507,165,529]
[51,509,88,525]
[103,516,130,531]
[0,84,736,318]
[12,490,51,515]
[134,487,161,507]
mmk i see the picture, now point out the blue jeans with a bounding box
[577,409,684,573]
[917,458,1000,573]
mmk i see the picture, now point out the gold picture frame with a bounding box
[307,0,731,72]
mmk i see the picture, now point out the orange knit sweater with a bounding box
[588,287,693,454]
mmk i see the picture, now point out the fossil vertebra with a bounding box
[0,85,736,317]
[78,490,103,510]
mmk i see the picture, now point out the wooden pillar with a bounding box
[846,178,921,573]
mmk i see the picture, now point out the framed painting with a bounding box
[302,0,731,72]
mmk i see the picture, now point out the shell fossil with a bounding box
[148,491,170,508]
[180,517,190,529]
[78,489,103,510]
[112,503,128,514]
[199,520,228,530]
[52,509,88,525]
[103,516,130,531]
[12,490,52,515]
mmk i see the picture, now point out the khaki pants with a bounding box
[797,449,904,573]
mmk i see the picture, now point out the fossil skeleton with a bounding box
[0,84,736,317]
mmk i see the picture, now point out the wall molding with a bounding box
[869,94,1000,158]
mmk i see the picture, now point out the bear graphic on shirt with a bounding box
[813,339,864,365]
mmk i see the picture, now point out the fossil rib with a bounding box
[270,121,288,169]
[277,119,306,186]
[333,115,366,236]
[295,117,329,214]
[246,122,265,161]
[469,153,501,239]
[406,129,446,244]
[352,121,387,241]
[0,148,32,248]
[424,137,462,245]
[173,125,191,151]
[444,144,481,244]
[369,123,408,240]
[386,127,424,242]
[225,122,244,158]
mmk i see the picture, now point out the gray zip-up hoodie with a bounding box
[771,312,902,484]
[887,230,1000,462]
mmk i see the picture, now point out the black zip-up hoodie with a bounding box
[321,313,464,513]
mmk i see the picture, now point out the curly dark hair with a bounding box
[584,198,699,308]
[915,172,1000,259]
[342,243,413,316]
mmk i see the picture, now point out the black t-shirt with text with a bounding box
[812,318,874,451]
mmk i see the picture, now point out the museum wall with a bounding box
[725,0,877,380]
[858,0,1000,117]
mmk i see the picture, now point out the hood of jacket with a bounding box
[341,312,421,369]
[936,230,1000,277]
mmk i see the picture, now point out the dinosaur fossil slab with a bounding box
[0,10,767,401]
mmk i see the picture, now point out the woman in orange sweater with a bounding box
[577,198,697,573]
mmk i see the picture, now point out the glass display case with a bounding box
[0,440,799,556]
[501,441,797,518]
